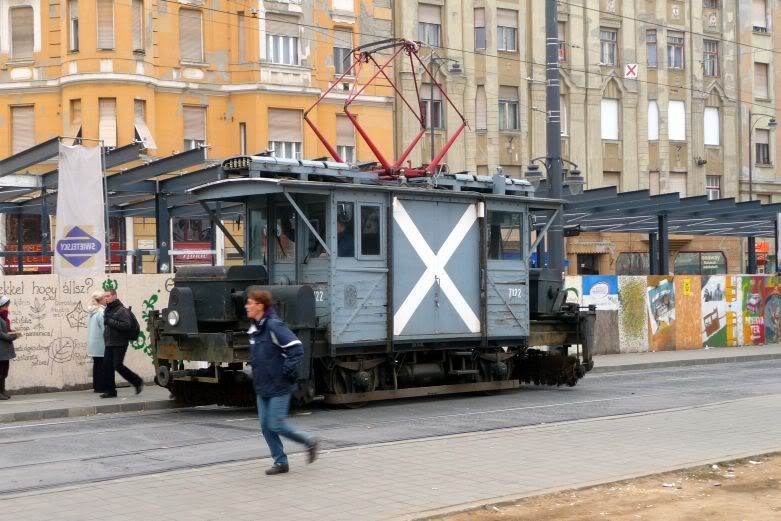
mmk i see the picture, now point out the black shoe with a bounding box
[135,381,144,395]
[100,392,117,399]
[0,393,9,400]
[265,464,289,475]
[307,440,319,464]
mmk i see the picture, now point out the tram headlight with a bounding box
[167,310,180,327]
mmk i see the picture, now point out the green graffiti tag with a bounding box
[130,290,161,357]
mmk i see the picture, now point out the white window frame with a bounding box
[337,144,355,163]
[703,40,719,77]
[422,99,443,129]
[706,175,721,200]
[268,141,302,160]
[499,99,520,130]
[756,129,771,165]
[497,26,517,52]
[69,0,79,52]
[418,21,441,47]
[667,33,685,70]
[600,29,617,66]
[558,22,566,61]
[266,34,299,65]
[646,30,657,68]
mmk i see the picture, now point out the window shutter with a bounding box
[601,99,619,140]
[753,0,767,28]
[98,98,117,148]
[648,100,659,140]
[703,107,720,146]
[668,100,686,141]
[333,28,353,49]
[474,7,485,27]
[11,7,34,60]
[266,14,298,37]
[183,106,206,141]
[97,0,114,49]
[268,109,302,142]
[134,99,157,149]
[475,86,487,130]
[418,4,441,24]
[132,0,143,51]
[754,63,769,98]
[669,173,687,198]
[497,9,518,28]
[499,85,518,100]
[336,115,354,146]
[11,106,34,154]
[179,9,203,62]
[756,128,770,145]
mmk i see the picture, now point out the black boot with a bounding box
[0,378,9,400]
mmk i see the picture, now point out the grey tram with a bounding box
[151,156,595,406]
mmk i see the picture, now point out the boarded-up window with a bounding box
[648,100,659,141]
[11,106,34,154]
[132,0,144,51]
[134,99,157,149]
[99,98,117,147]
[704,107,720,146]
[97,0,115,50]
[601,99,619,140]
[668,100,686,141]
[183,106,206,150]
[475,85,487,130]
[11,7,34,60]
[754,62,769,98]
[180,8,204,62]
[669,172,687,197]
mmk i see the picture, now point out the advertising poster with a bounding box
[702,275,728,347]
[582,276,619,310]
[647,276,675,351]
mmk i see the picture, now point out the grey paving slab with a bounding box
[3,394,781,521]
[591,343,781,372]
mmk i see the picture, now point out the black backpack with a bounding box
[125,307,141,341]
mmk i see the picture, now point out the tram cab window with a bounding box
[360,205,381,256]
[305,201,328,258]
[249,208,268,264]
[487,211,523,260]
[336,202,355,257]
[274,207,296,261]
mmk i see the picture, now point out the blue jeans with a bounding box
[257,393,312,466]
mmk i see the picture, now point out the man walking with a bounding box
[101,289,144,398]
[245,288,318,475]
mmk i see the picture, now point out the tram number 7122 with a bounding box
[508,287,525,299]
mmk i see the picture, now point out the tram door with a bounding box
[391,196,481,342]
[296,195,330,326]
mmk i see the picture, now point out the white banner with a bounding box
[53,144,106,275]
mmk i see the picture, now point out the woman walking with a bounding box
[87,291,108,393]
[0,295,20,400]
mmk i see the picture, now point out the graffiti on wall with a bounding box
[617,276,648,353]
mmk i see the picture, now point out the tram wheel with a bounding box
[329,366,376,408]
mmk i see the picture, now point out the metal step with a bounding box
[451,351,474,357]
[449,369,479,376]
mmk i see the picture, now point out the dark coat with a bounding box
[248,310,303,398]
[0,319,16,361]
[103,299,134,348]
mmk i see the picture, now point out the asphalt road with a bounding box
[2,360,780,496]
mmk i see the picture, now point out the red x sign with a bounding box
[624,64,638,79]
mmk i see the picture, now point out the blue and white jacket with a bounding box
[248,309,304,397]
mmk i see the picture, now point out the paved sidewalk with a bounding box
[2,394,779,521]
[2,345,780,423]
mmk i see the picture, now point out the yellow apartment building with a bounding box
[0,0,394,273]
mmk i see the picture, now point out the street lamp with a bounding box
[427,53,461,168]
[748,111,777,202]
[525,157,584,196]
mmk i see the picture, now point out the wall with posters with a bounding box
[0,273,172,392]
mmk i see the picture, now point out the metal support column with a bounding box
[648,232,658,275]
[748,236,757,274]
[16,213,23,272]
[545,0,564,276]
[155,191,171,273]
[40,188,51,267]
[657,214,669,275]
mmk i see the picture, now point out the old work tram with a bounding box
[150,157,595,406]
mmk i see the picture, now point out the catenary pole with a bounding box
[546,0,564,276]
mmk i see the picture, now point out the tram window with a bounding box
[360,205,381,256]
[305,202,328,257]
[249,208,268,264]
[487,211,522,260]
[274,207,296,261]
[336,201,355,257]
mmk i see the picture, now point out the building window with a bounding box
[69,0,79,52]
[134,99,156,149]
[645,30,657,69]
[266,15,299,65]
[359,205,381,256]
[704,0,720,7]
[333,29,353,75]
[560,94,567,136]
[648,100,659,141]
[706,176,721,200]
[68,99,82,141]
[183,105,206,151]
[615,253,650,276]
[756,129,771,165]
[558,22,566,61]
[98,98,116,148]
[475,85,487,130]
[11,106,34,154]
[498,86,519,130]
[10,7,34,61]
[667,32,685,69]
[132,0,144,51]
[753,0,767,32]
[239,122,247,154]
[96,0,114,50]
[668,100,686,141]
[675,252,726,275]
[180,8,204,62]
[237,11,246,62]
[600,29,617,66]
[418,4,441,47]
[703,40,719,77]
[474,8,485,50]
[268,108,303,159]
[704,107,720,146]
[601,98,619,140]
[336,115,355,163]
[422,96,443,129]
[487,211,522,261]
[754,62,769,98]
[497,9,518,52]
